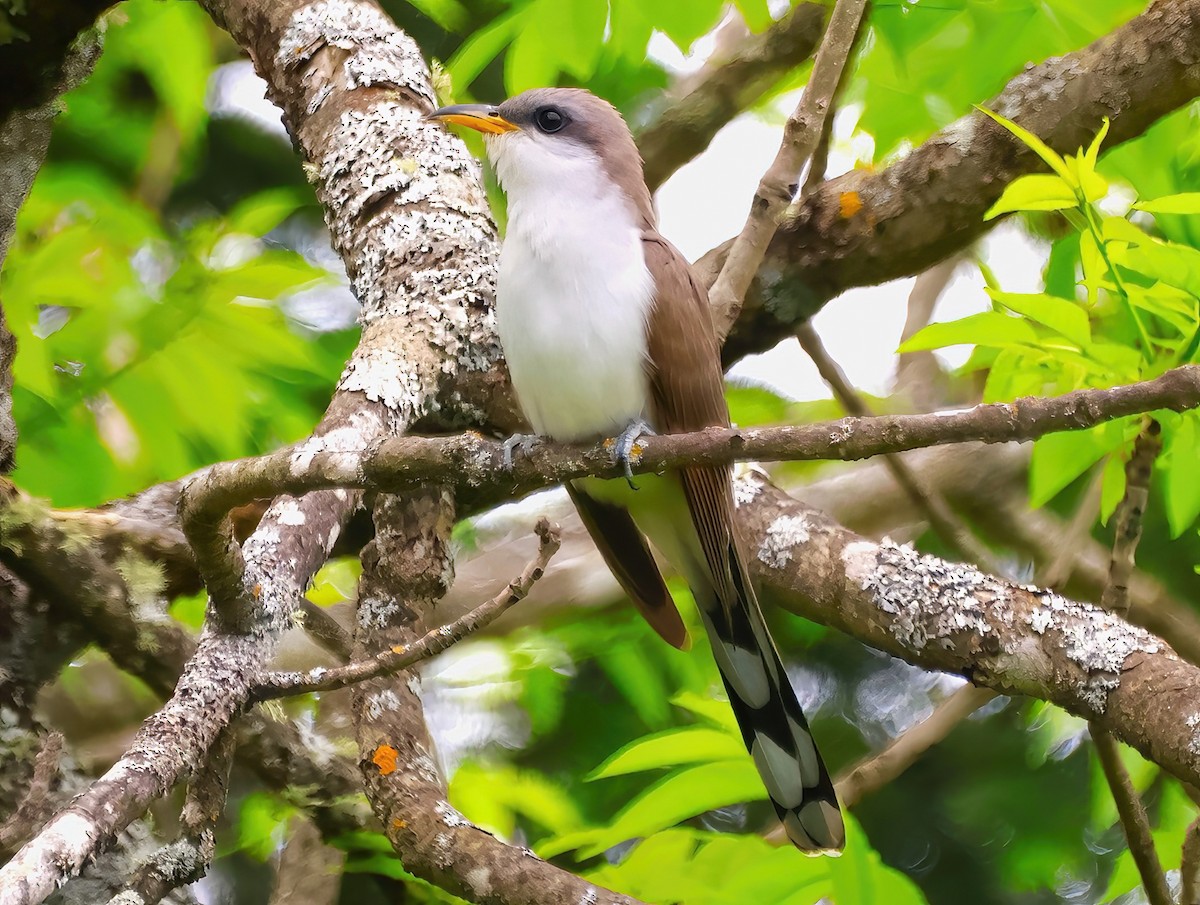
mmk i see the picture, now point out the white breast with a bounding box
[488,131,654,442]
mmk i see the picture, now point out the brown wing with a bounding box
[641,231,739,607]
[565,483,689,649]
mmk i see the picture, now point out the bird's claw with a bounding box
[501,433,541,471]
[611,419,655,490]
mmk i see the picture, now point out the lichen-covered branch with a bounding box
[257,517,559,699]
[0,0,497,897]
[109,731,236,905]
[177,366,1200,565]
[353,492,646,905]
[736,476,1200,791]
[708,0,1200,365]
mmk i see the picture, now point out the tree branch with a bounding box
[0,0,497,894]
[353,492,645,905]
[1092,729,1173,905]
[637,2,829,191]
[737,477,1200,792]
[111,731,236,905]
[707,0,1200,365]
[256,517,560,699]
[1087,421,1171,905]
[795,321,1003,573]
[709,0,868,334]
[177,366,1200,565]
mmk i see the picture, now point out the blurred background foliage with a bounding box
[8,0,1200,903]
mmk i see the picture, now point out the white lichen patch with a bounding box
[275,499,308,526]
[465,867,492,897]
[758,514,812,569]
[277,0,435,103]
[435,799,470,827]
[732,465,766,507]
[1025,591,1162,713]
[365,689,402,720]
[848,539,1006,651]
[1187,713,1200,757]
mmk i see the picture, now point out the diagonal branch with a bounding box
[708,0,869,334]
[255,518,560,699]
[637,2,829,191]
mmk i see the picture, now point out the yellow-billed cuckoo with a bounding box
[428,88,845,853]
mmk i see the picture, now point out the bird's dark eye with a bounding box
[535,107,565,133]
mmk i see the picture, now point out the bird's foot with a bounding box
[610,419,656,490]
[501,433,541,471]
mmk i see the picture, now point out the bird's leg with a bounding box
[501,433,541,471]
[610,419,656,490]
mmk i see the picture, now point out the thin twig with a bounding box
[639,2,829,190]
[1101,423,1162,615]
[179,365,1200,589]
[798,2,867,198]
[833,685,999,809]
[894,258,959,409]
[796,321,1003,574]
[709,0,869,334]
[1184,816,1200,905]
[1088,420,1171,905]
[255,518,561,700]
[295,599,353,662]
[1091,728,1174,905]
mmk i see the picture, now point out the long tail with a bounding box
[694,556,845,853]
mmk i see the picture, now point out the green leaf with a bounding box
[1079,228,1106,307]
[445,7,526,90]
[976,106,1074,183]
[984,174,1079,219]
[595,641,673,727]
[898,311,1038,352]
[1162,413,1200,536]
[588,726,746,780]
[225,188,309,237]
[652,0,726,51]
[1111,237,1200,298]
[1029,422,1128,507]
[733,0,773,32]
[574,760,768,859]
[405,0,471,32]
[1134,192,1200,215]
[986,289,1091,346]
[1084,116,1110,172]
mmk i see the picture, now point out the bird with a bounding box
[427,87,844,853]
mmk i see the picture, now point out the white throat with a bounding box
[488,131,655,442]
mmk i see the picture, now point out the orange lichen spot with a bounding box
[839,191,863,218]
[252,583,262,599]
[373,744,399,775]
[391,644,408,655]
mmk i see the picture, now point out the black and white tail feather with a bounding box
[694,548,845,853]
